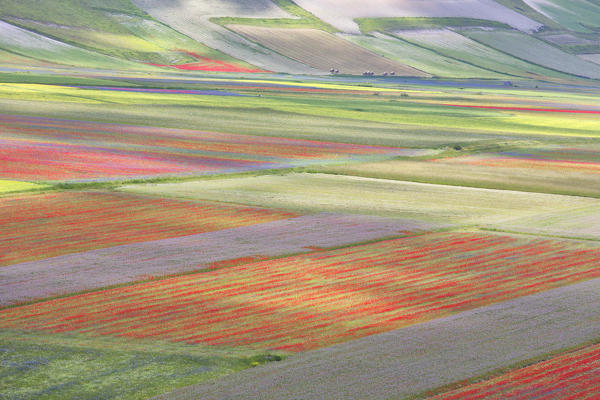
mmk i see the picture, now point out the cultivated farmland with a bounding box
[0,191,296,266]
[430,341,600,399]
[464,29,600,79]
[2,231,600,351]
[393,29,573,79]
[493,205,600,241]
[122,173,598,225]
[291,0,542,33]
[0,214,432,305]
[346,33,503,79]
[320,153,600,198]
[0,20,143,71]
[523,0,600,32]
[228,26,427,76]
[0,179,46,194]
[157,277,600,400]
[1,1,600,397]
[131,0,317,74]
[0,113,412,181]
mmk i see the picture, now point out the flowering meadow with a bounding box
[3,232,599,351]
[0,191,296,266]
[0,114,409,181]
[430,342,600,399]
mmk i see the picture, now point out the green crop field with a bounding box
[2,1,600,399]
[120,172,597,225]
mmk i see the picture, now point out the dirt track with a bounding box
[154,277,600,400]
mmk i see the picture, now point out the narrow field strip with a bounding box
[0,214,429,305]
[442,103,600,114]
[438,149,600,175]
[429,342,600,399]
[0,114,413,181]
[152,278,600,400]
[0,179,47,194]
[2,232,600,352]
[0,191,296,266]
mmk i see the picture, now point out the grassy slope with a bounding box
[211,0,337,33]
[346,33,506,79]
[494,0,563,29]
[392,29,576,80]
[356,17,511,33]
[228,25,426,76]
[0,0,251,67]
[0,20,152,71]
[523,0,600,33]
[465,29,600,79]
[0,330,281,400]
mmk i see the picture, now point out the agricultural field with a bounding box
[464,29,600,80]
[131,0,317,74]
[3,231,600,352]
[345,33,504,79]
[320,152,600,198]
[2,1,600,398]
[393,29,576,80]
[0,213,430,306]
[228,26,425,76]
[0,191,296,266]
[0,330,276,400]
[430,341,600,399]
[292,0,541,33]
[523,0,600,32]
[156,277,600,400]
[0,0,258,70]
[121,172,598,225]
[0,179,46,194]
[0,112,414,181]
[0,20,145,71]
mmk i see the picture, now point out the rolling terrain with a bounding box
[1,1,600,400]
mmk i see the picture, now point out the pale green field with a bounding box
[120,173,598,225]
[319,157,600,198]
[490,204,600,240]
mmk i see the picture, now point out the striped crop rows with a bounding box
[0,114,409,181]
[2,232,600,351]
[0,191,296,266]
[431,343,600,399]
[440,149,600,174]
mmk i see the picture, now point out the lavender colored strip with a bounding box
[0,214,432,305]
[70,86,249,96]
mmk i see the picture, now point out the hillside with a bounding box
[0,0,599,79]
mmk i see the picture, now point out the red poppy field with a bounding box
[3,231,599,351]
[430,342,600,400]
[0,191,297,266]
